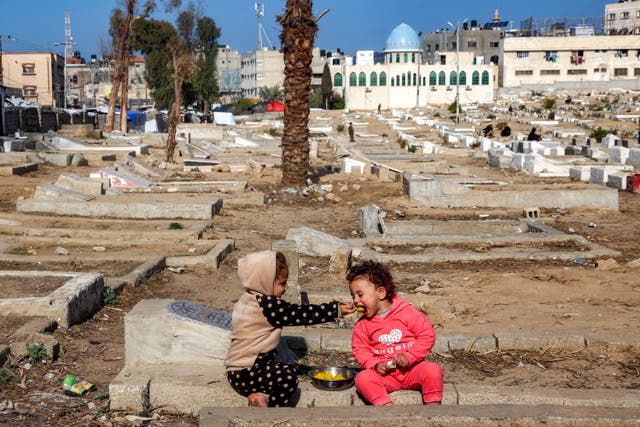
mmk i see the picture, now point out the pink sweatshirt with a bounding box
[351,295,436,370]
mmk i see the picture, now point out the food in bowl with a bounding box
[308,366,356,391]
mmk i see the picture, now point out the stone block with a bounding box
[359,203,382,236]
[511,153,526,169]
[272,240,299,286]
[628,148,640,166]
[609,146,630,164]
[56,173,104,196]
[589,166,609,185]
[330,246,352,274]
[39,152,73,166]
[33,183,95,201]
[340,157,366,175]
[606,173,628,190]
[286,226,350,257]
[3,139,25,152]
[446,334,496,352]
[124,299,231,367]
[71,153,88,166]
[569,167,590,181]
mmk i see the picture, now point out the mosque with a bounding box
[329,22,495,111]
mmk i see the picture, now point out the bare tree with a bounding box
[165,42,194,161]
[277,0,318,187]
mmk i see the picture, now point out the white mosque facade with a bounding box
[329,23,495,111]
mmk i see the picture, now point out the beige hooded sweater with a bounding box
[225,251,281,371]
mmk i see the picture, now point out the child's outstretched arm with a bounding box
[257,295,347,327]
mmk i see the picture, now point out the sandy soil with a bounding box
[1,106,639,426]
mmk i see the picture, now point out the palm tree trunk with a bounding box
[119,51,131,132]
[106,0,134,133]
[278,0,317,187]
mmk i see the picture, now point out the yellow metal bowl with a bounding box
[308,366,356,391]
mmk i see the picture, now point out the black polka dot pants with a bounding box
[227,350,298,407]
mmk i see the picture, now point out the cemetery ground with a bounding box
[1,110,640,425]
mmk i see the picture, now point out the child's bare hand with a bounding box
[374,361,393,376]
[394,353,410,369]
[339,302,356,316]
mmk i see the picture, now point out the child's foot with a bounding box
[248,393,269,407]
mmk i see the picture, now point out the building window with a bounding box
[412,73,417,86]
[370,72,378,86]
[541,70,561,75]
[426,45,431,52]
[438,71,446,85]
[349,72,357,86]
[411,53,416,63]
[396,53,400,63]
[459,71,467,85]
[358,72,366,86]
[568,69,588,75]
[481,71,489,85]
[401,74,406,86]
[594,67,607,73]
[516,51,529,58]
[450,71,457,85]
[391,77,395,86]
[429,71,437,86]
[435,44,440,51]
[467,40,477,48]
[622,11,630,19]
[388,53,392,63]
[472,71,479,85]
[614,68,628,76]
[515,70,533,76]
[404,53,408,63]
[22,64,35,74]
[607,13,616,20]
[422,76,426,85]
[615,49,629,57]
[490,41,499,48]
[544,51,558,62]
[379,72,387,85]
[334,73,343,87]
[570,51,585,64]
[451,42,457,50]
[23,86,37,97]
[635,68,640,76]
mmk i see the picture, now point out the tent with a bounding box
[266,100,284,112]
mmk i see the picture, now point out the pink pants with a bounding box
[355,361,443,406]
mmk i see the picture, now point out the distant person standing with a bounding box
[348,122,355,142]
[508,105,513,115]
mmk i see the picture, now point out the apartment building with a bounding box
[217,45,242,102]
[501,34,640,89]
[605,0,640,34]
[240,49,284,98]
[1,52,64,107]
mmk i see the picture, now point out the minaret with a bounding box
[493,9,500,22]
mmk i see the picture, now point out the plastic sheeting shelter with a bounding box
[267,100,284,112]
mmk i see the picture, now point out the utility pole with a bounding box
[448,18,467,125]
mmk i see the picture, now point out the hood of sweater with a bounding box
[237,250,276,295]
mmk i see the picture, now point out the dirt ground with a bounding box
[1,106,640,426]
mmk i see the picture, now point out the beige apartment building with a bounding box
[240,49,284,98]
[1,52,64,107]
[605,0,640,34]
[500,35,640,90]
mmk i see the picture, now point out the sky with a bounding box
[2,0,608,58]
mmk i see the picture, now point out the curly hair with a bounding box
[346,260,396,302]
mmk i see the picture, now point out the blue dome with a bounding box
[384,23,421,52]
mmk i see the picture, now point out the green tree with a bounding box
[320,62,332,110]
[259,85,284,101]
[192,16,221,115]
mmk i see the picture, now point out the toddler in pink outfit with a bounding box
[348,261,443,406]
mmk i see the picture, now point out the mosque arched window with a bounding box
[401,74,405,86]
[429,71,437,86]
[379,72,387,86]
[370,72,378,86]
[422,76,426,85]
[472,71,480,85]
[358,72,366,86]
[391,77,395,86]
[459,71,467,85]
[404,53,408,63]
[396,53,400,63]
[411,53,415,63]
[334,73,343,87]
[450,71,457,85]
[482,71,490,85]
[349,72,357,86]
[412,73,417,86]
[438,71,446,86]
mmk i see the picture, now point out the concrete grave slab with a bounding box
[0,271,104,327]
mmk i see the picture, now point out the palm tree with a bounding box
[277,0,317,187]
[259,85,284,101]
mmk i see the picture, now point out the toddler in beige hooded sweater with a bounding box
[225,250,355,407]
